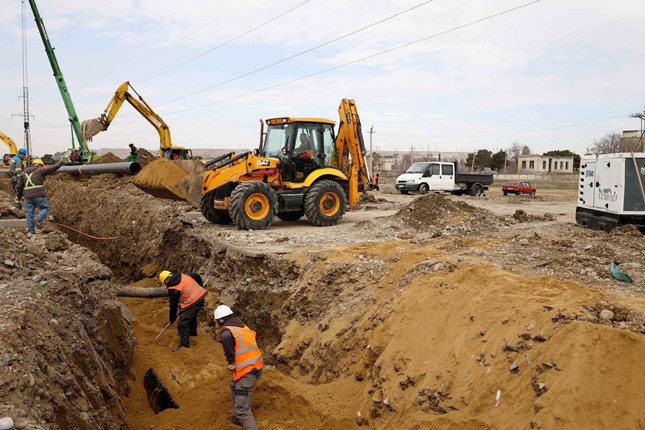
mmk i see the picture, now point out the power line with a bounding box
[152,0,435,107]
[123,0,252,69]
[163,0,541,117]
[136,0,311,84]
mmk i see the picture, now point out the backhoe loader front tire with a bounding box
[200,191,232,224]
[304,180,347,226]
[229,181,278,230]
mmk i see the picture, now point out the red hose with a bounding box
[54,222,119,241]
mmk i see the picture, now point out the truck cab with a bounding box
[395,162,456,194]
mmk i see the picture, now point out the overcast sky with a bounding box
[1,0,643,157]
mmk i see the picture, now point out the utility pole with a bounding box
[12,0,34,158]
[368,125,375,174]
[629,106,645,152]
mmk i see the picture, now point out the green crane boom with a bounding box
[28,0,97,163]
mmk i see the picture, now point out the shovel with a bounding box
[155,322,173,340]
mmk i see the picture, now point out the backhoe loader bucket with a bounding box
[132,158,203,203]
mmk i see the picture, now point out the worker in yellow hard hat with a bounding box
[16,157,64,235]
[159,270,208,352]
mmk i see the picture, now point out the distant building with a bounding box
[620,130,644,152]
[518,154,574,174]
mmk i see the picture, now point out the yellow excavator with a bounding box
[81,81,192,160]
[0,131,18,167]
[134,98,372,230]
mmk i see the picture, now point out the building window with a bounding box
[522,161,527,169]
[565,161,569,170]
[542,161,547,169]
[560,161,563,169]
[529,161,535,169]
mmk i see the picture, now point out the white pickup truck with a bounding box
[395,161,493,197]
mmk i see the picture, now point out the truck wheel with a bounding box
[304,179,347,226]
[277,211,304,221]
[229,181,278,230]
[418,183,429,194]
[530,191,536,197]
[503,190,508,196]
[470,184,484,197]
[200,191,232,224]
[516,190,522,196]
[400,190,409,195]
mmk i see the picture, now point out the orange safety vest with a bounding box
[167,274,207,309]
[221,325,264,380]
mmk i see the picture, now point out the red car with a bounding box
[502,181,536,196]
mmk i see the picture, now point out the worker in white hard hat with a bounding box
[214,304,263,429]
[16,157,64,235]
[159,270,207,352]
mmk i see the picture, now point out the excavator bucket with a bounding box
[132,158,203,203]
[80,118,106,142]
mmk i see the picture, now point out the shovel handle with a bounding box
[155,322,173,340]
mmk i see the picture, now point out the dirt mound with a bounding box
[610,224,643,237]
[387,193,496,230]
[95,152,124,164]
[137,148,156,166]
[0,228,134,429]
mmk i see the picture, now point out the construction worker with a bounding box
[126,143,139,162]
[9,148,28,208]
[295,132,314,157]
[214,305,263,429]
[372,173,380,191]
[159,270,207,352]
[16,158,64,235]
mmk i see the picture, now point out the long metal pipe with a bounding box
[54,162,141,175]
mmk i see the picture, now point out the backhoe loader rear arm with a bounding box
[335,99,371,208]
[0,131,18,156]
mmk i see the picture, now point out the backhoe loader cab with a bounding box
[161,147,193,160]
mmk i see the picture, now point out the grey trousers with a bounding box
[230,370,261,430]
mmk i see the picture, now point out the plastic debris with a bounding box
[609,262,633,283]
[494,390,501,407]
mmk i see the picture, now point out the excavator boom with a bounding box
[82,81,190,159]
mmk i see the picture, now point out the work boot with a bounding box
[172,345,188,352]
[229,415,243,427]
[35,219,44,229]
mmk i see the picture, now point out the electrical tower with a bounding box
[12,0,34,158]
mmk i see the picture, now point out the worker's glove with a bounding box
[227,364,236,372]
[214,331,222,343]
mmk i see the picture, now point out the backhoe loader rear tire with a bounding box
[304,180,346,226]
[229,181,278,230]
[200,191,232,224]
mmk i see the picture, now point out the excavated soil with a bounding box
[1,173,644,430]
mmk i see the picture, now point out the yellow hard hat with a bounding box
[33,159,45,166]
[159,270,172,284]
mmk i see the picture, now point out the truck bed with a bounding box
[455,173,493,184]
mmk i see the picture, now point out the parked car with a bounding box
[502,181,536,196]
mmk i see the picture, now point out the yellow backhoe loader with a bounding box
[1,131,18,167]
[81,81,192,160]
[134,98,372,230]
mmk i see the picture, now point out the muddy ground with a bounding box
[0,171,644,430]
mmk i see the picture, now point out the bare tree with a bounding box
[507,142,522,162]
[590,132,625,154]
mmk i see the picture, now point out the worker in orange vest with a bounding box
[159,270,208,352]
[214,305,263,429]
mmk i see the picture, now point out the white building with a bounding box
[518,154,574,174]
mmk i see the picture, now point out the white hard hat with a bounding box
[214,305,233,320]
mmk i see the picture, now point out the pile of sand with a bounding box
[95,152,124,164]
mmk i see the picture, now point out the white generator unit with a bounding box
[576,153,645,232]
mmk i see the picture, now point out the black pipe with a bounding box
[55,162,142,175]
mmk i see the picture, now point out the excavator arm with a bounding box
[0,131,18,166]
[82,81,172,150]
[334,99,372,208]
